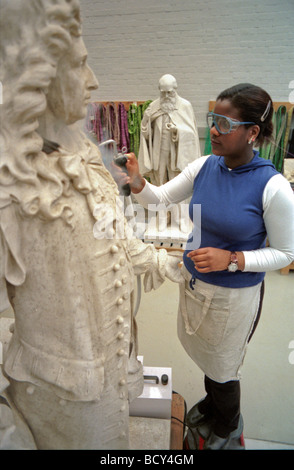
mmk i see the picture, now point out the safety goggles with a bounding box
[207,112,256,135]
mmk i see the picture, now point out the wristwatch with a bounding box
[227,251,238,272]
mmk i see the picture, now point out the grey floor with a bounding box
[135,268,294,449]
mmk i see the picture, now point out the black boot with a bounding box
[203,414,244,450]
[203,432,230,450]
[197,417,215,440]
[186,398,215,440]
[186,398,212,428]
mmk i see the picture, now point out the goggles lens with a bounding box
[207,112,256,135]
[207,113,233,134]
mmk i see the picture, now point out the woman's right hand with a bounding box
[125,153,146,193]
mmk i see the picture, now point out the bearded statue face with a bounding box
[158,74,178,113]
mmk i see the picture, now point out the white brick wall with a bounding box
[80,0,294,128]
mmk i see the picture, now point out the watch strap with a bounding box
[230,251,238,263]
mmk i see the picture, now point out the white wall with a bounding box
[80,0,294,129]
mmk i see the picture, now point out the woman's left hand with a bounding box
[187,247,232,273]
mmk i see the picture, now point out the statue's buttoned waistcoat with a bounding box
[0,144,154,448]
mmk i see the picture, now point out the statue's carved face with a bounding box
[158,75,177,112]
[159,87,177,113]
[46,36,98,124]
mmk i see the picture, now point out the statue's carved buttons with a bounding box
[116,297,123,305]
[117,332,124,340]
[117,349,125,356]
[113,263,120,272]
[110,245,119,254]
[116,316,124,324]
[114,279,122,288]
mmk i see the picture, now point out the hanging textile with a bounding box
[84,103,108,143]
[97,104,107,143]
[204,126,212,155]
[105,102,120,144]
[272,106,287,172]
[139,100,153,117]
[128,103,140,157]
[259,105,288,172]
[118,103,129,152]
[283,107,294,159]
[128,100,152,157]
[85,100,153,155]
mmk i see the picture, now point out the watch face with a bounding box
[228,263,238,272]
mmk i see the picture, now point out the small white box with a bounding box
[129,365,172,419]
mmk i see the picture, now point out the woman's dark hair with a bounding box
[217,83,273,145]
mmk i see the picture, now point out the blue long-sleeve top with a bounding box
[183,152,278,287]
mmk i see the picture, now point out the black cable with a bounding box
[171,415,199,449]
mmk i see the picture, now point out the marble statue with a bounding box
[0,0,183,449]
[138,74,201,186]
[138,74,201,232]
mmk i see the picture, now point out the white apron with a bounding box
[178,266,262,383]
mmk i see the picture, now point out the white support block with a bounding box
[129,365,172,419]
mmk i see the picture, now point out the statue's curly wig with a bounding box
[0,0,83,220]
